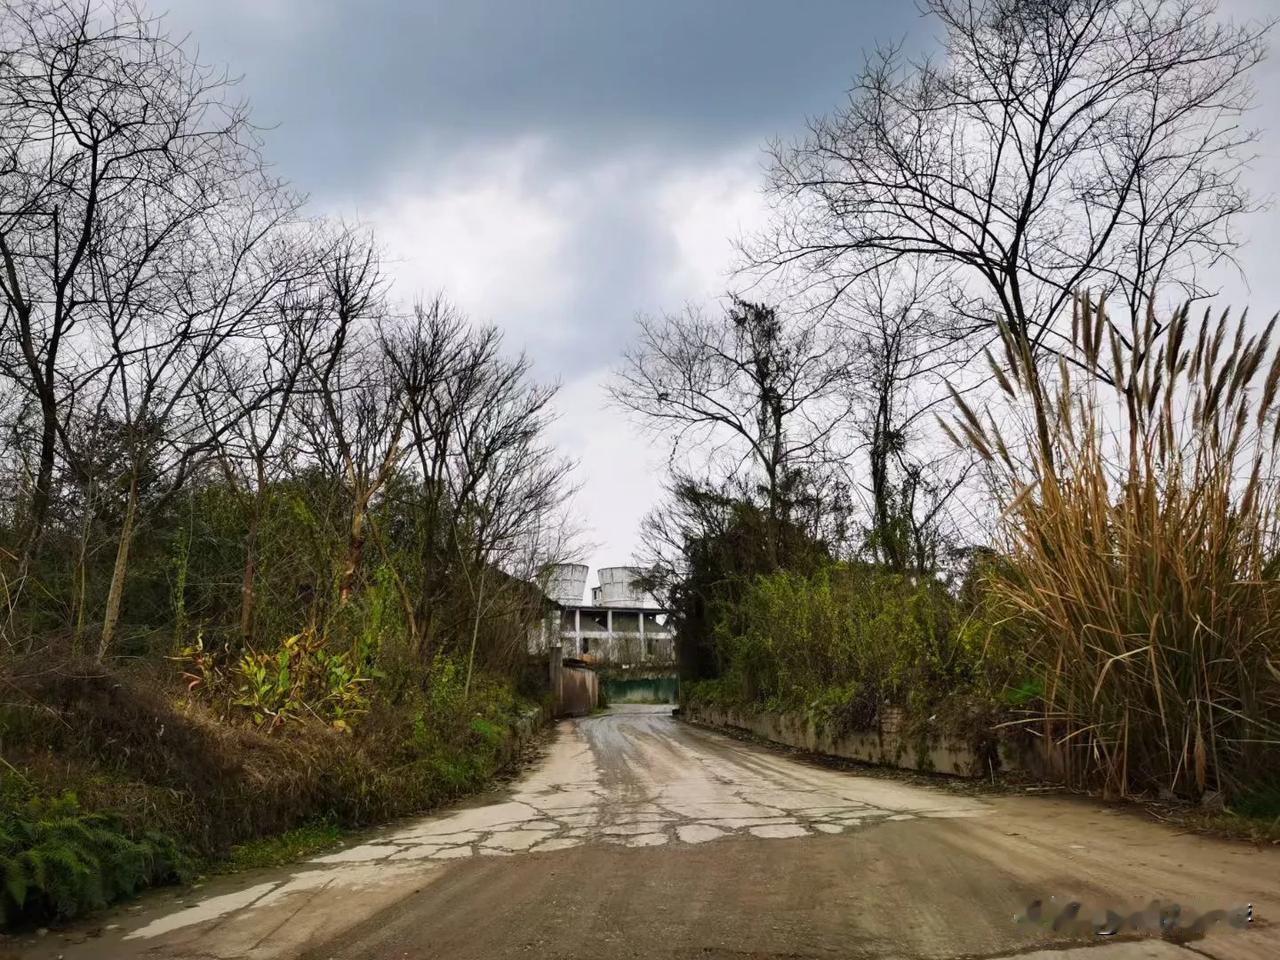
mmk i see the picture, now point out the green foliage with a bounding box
[656,476,835,682]
[0,782,188,928]
[229,631,371,732]
[681,677,739,709]
[179,629,373,732]
[1001,678,1044,708]
[699,563,1012,735]
[469,717,502,744]
[385,655,529,798]
[223,823,342,872]
[1,653,536,931]
[1230,783,1280,823]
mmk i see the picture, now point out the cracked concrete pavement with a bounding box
[14,705,1279,960]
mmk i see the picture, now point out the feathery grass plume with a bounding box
[952,292,1280,801]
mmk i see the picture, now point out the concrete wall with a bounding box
[682,703,1036,778]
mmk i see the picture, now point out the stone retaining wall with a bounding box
[499,706,549,766]
[682,703,1039,778]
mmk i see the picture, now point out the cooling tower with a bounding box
[543,563,588,606]
[596,566,657,608]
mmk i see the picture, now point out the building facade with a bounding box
[531,564,675,666]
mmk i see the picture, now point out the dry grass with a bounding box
[2,653,532,858]
[952,294,1280,801]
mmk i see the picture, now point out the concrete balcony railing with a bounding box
[573,633,675,667]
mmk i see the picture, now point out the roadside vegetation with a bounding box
[222,824,344,873]
[688,564,1003,728]
[622,0,1280,825]
[0,1,572,929]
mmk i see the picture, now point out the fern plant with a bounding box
[1,786,189,929]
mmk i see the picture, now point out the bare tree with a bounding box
[0,0,286,578]
[0,0,581,695]
[372,297,476,653]
[200,248,337,644]
[89,196,302,657]
[441,327,574,693]
[378,301,578,675]
[844,265,978,574]
[297,238,404,612]
[757,0,1271,367]
[611,298,848,567]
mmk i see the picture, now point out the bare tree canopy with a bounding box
[0,3,580,662]
[0,0,297,571]
[611,298,850,566]
[843,263,978,574]
[756,0,1272,361]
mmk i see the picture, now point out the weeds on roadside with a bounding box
[222,822,342,871]
[950,294,1280,801]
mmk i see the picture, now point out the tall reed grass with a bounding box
[950,295,1280,800]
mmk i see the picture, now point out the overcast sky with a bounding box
[161,0,1280,582]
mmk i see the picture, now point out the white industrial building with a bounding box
[532,564,675,665]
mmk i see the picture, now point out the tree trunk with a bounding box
[98,472,139,659]
[338,494,369,606]
[463,565,487,700]
[765,466,779,570]
[71,486,94,656]
[16,395,58,584]
[239,511,258,644]
[368,513,420,648]
[766,392,784,570]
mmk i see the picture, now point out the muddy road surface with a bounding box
[16,705,1279,960]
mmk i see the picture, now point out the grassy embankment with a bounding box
[1,653,541,929]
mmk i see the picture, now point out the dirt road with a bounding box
[17,706,1279,960]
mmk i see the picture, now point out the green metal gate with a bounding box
[602,673,679,704]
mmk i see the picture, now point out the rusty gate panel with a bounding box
[556,663,598,717]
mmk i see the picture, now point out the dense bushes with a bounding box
[688,564,1014,741]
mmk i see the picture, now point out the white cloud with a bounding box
[354,139,574,343]
[546,374,666,571]
[657,152,771,301]
[326,28,1280,580]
